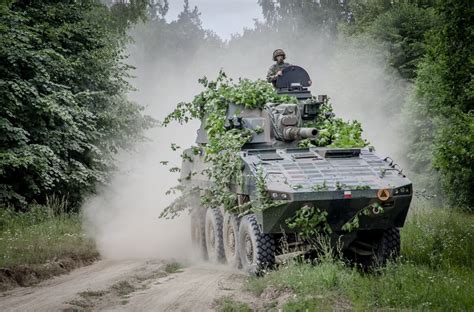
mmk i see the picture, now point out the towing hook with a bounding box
[372,205,382,215]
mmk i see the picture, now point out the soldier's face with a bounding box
[276,55,284,64]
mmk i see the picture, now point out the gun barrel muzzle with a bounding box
[282,127,318,141]
[299,127,318,139]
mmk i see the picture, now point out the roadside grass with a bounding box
[214,296,253,312]
[164,261,183,273]
[401,204,473,269]
[111,280,136,297]
[246,205,474,311]
[0,205,97,268]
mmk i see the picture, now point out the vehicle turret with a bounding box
[196,66,324,147]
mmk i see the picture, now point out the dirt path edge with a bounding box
[0,252,100,292]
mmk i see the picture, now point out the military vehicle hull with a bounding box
[240,147,412,234]
[182,145,412,273]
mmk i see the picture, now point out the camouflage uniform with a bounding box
[266,62,290,85]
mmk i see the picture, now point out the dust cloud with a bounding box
[83,15,408,261]
[82,127,195,260]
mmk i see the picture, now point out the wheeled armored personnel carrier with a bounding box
[181,66,412,273]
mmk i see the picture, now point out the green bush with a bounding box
[408,0,473,210]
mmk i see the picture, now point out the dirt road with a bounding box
[0,260,253,312]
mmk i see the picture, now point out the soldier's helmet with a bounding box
[273,49,286,61]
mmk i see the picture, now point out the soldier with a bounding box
[266,49,290,86]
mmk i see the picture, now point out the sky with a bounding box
[166,0,263,40]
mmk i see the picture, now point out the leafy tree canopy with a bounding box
[258,0,350,36]
[0,0,153,210]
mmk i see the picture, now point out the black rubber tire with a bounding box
[238,214,275,275]
[223,212,241,268]
[190,208,207,260]
[205,207,225,263]
[344,228,400,270]
[374,227,400,266]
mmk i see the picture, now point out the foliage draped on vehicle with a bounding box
[161,71,368,217]
[299,101,368,148]
[161,71,297,215]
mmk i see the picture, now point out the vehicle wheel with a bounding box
[190,208,207,260]
[223,212,241,268]
[238,214,275,275]
[349,227,400,269]
[205,207,225,263]
[373,227,400,266]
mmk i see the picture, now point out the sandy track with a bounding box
[0,260,249,312]
[109,265,247,312]
[0,260,152,312]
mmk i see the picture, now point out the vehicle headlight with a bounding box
[393,185,412,196]
[268,192,289,200]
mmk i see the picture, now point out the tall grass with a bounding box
[246,205,474,310]
[402,204,473,269]
[0,204,97,268]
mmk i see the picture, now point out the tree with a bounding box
[258,0,350,36]
[412,0,473,210]
[127,0,223,107]
[0,0,153,210]
[345,1,438,80]
[368,4,437,80]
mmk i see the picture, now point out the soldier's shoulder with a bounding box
[276,62,290,69]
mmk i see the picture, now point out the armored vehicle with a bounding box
[181,66,412,273]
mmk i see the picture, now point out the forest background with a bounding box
[1,0,472,214]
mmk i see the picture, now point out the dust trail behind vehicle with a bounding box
[82,16,408,264]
